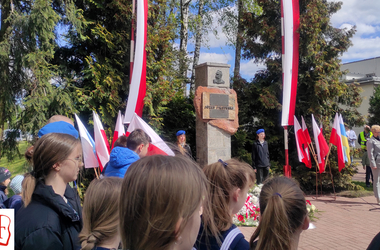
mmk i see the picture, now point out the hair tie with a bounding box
[87,234,99,244]
[274,192,282,198]
[218,159,228,167]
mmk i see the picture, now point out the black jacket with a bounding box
[15,182,82,250]
[252,140,270,169]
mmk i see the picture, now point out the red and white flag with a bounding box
[280,0,300,126]
[312,114,329,173]
[330,113,345,172]
[301,116,311,144]
[75,114,98,169]
[124,0,148,124]
[93,111,110,171]
[294,116,311,168]
[126,113,174,156]
[111,111,125,149]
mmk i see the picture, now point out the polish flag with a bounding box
[75,114,98,168]
[329,113,345,172]
[126,113,174,156]
[124,0,148,124]
[301,116,311,144]
[111,111,125,149]
[280,0,300,126]
[93,111,110,171]
[294,116,311,168]
[312,115,329,173]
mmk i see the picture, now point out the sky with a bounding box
[190,0,380,81]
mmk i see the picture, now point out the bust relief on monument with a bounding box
[213,70,225,84]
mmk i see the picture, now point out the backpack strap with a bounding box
[220,227,242,250]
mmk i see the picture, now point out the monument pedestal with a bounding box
[194,62,238,166]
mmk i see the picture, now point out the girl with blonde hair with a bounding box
[15,133,83,250]
[79,177,123,250]
[195,158,255,250]
[120,154,206,250]
[250,177,309,250]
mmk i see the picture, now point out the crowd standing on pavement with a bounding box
[2,117,380,250]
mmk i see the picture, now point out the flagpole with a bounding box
[324,143,333,170]
[284,126,291,177]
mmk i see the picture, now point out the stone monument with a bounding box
[193,62,239,167]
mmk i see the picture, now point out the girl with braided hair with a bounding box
[79,177,123,250]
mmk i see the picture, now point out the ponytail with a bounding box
[250,177,307,250]
[252,195,291,250]
[22,173,36,207]
[80,232,103,250]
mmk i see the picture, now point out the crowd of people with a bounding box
[1,117,380,250]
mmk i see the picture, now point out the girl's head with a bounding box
[22,133,82,206]
[202,159,255,231]
[250,177,309,250]
[120,155,207,250]
[79,177,123,250]
[0,167,11,187]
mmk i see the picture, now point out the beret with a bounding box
[38,121,79,138]
[256,129,265,134]
[176,130,186,136]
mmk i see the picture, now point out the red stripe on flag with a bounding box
[101,130,110,154]
[134,0,148,117]
[288,0,300,126]
[147,144,168,156]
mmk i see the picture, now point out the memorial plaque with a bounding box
[202,92,235,120]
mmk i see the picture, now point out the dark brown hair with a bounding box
[250,177,307,250]
[120,155,207,250]
[22,133,80,206]
[114,135,128,148]
[126,129,151,151]
[79,177,123,250]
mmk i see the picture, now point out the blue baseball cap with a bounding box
[176,130,186,136]
[256,129,265,134]
[38,121,79,138]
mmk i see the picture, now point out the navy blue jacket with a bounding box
[252,140,270,169]
[0,185,8,209]
[15,182,82,250]
[103,146,140,178]
[4,194,23,215]
[195,223,249,250]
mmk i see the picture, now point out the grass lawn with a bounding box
[0,141,30,177]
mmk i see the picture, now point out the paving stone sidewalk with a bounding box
[239,165,380,250]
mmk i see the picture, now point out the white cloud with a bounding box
[240,60,266,79]
[329,0,380,62]
[198,52,233,64]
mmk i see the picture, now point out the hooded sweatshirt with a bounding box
[103,146,140,178]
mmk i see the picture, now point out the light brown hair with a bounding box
[79,177,123,250]
[202,159,255,232]
[250,177,307,250]
[126,129,151,151]
[119,155,207,250]
[22,133,80,206]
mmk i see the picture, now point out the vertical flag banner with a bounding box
[280,0,300,126]
[126,113,175,156]
[330,113,345,172]
[312,115,329,173]
[93,111,110,171]
[111,111,126,149]
[339,114,351,166]
[124,0,148,124]
[75,114,98,168]
[294,116,311,168]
